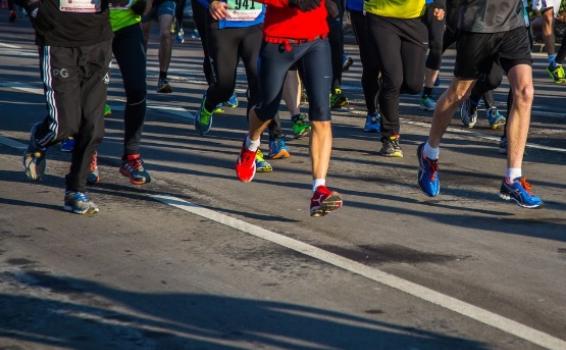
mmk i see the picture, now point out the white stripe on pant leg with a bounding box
[39,46,59,146]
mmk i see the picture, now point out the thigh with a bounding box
[240,25,263,101]
[368,15,403,87]
[300,39,332,121]
[401,39,427,93]
[255,43,295,120]
[208,26,240,83]
[113,25,147,94]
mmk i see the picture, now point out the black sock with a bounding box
[422,87,433,98]
[159,71,167,80]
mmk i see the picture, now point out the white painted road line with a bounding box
[0,42,22,49]
[0,135,27,150]
[151,194,566,350]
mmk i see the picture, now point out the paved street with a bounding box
[0,13,565,350]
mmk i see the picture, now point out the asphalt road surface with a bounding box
[0,12,565,350]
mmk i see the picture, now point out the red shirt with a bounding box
[259,0,329,42]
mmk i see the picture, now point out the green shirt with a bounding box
[109,0,141,32]
[364,0,426,19]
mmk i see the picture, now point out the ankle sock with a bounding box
[159,71,167,80]
[423,142,439,160]
[505,168,522,183]
[245,136,260,152]
[312,178,326,192]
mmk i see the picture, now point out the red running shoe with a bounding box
[310,185,343,217]
[235,143,257,182]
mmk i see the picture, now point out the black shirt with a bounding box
[31,0,113,47]
[457,0,525,33]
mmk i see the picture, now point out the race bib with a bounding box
[226,0,263,21]
[59,0,101,13]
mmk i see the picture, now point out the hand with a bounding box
[289,0,320,12]
[433,7,445,21]
[210,1,229,20]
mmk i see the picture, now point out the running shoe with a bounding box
[268,138,290,159]
[23,123,46,181]
[499,177,543,208]
[363,112,381,133]
[60,137,76,152]
[157,78,173,93]
[64,191,99,215]
[342,56,354,72]
[379,135,403,158]
[310,185,343,217]
[498,136,507,155]
[103,104,112,117]
[417,143,440,197]
[291,113,311,139]
[420,95,437,111]
[235,142,257,183]
[8,10,16,22]
[330,88,349,109]
[190,28,201,40]
[460,98,478,128]
[86,151,100,185]
[487,107,506,130]
[547,63,566,84]
[224,93,239,109]
[175,27,185,44]
[195,96,214,135]
[120,153,151,185]
[255,149,273,173]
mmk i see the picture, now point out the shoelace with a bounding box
[428,159,439,181]
[519,177,533,194]
[128,157,144,171]
[277,139,286,149]
[67,191,89,202]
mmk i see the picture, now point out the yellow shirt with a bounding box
[364,0,426,19]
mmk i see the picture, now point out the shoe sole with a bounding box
[417,144,440,197]
[490,119,506,130]
[63,205,100,216]
[499,193,543,209]
[269,150,290,159]
[379,151,403,158]
[24,157,45,181]
[256,166,273,173]
[120,168,150,185]
[310,193,343,217]
[157,87,173,93]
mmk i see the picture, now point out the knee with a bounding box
[513,84,534,105]
[402,79,423,95]
[446,83,472,104]
[126,87,146,105]
[311,120,332,133]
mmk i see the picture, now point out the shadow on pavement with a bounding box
[0,272,489,350]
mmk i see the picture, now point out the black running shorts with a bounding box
[454,26,532,80]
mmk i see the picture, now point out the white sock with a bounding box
[505,168,522,183]
[312,178,326,192]
[245,136,260,152]
[423,142,440,160]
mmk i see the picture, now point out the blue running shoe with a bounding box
[255,149,273,173]
[64,191,99,215]
[499,177,543,208]
[268,138,290,159]
[417,143,440,197]
[224,93,238,109]
[60,137,76,152]
[487,107,506,130]
[363,112,381,133]
[420,96,436,111]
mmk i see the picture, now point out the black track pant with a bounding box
[192,1,213,85]
[113,24,147,156]
[556,34,566,64]
[328,0,344,90]
[35,41,112,192]
[350,10,380,114]
[176,0,186,28]
[204,24,261,112]
[425,4,445,71]
[368,15,427,137]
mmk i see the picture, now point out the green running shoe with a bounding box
[330,87,349,109]
[291,113,311,139]
[195,96,214,135]
[547,63,566,84]
[255,149,272,173]
[103,104,112,117]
